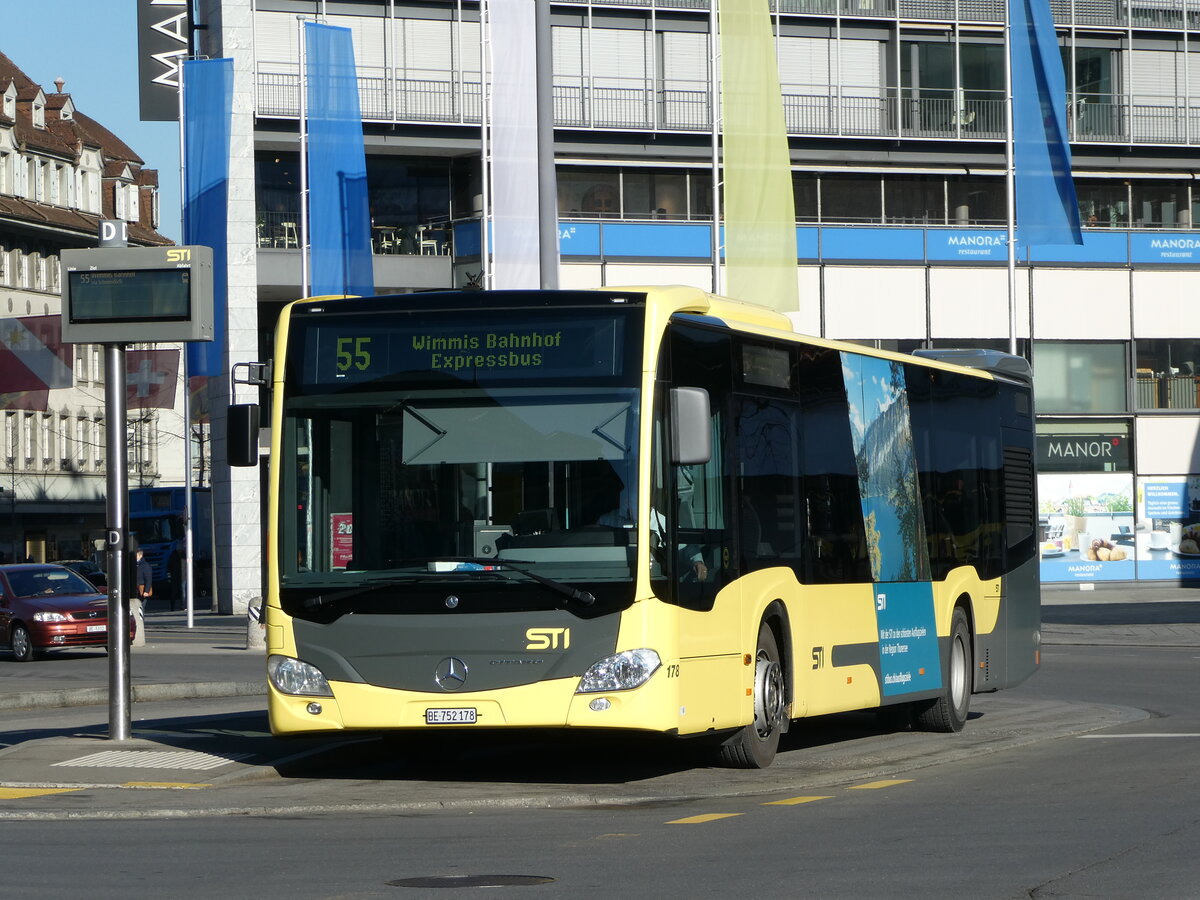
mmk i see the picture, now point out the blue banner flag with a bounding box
[1010,0,1082,247]
[183,58,233,379]
[305,23,374,298]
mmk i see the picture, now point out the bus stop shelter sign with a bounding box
[60,245,214,344]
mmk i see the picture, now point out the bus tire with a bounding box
[717,621,786,768]
[914,606,971,733]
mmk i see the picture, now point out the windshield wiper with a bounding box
[394,557,596,607]
[301,573,431,611]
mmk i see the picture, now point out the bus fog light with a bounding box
[577,649,660,693]
[589,698,612,711]
[306,702,323,715]
[268,654,333,697]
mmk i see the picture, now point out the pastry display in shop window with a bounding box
[1085,538,1126,562]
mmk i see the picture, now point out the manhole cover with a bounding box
[387,875,554,888]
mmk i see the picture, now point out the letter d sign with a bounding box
[99,220,128,248]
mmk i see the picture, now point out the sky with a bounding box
[3,0,183,242]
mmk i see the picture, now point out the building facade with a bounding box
[197,0,1200,589]
[0,51,177,567]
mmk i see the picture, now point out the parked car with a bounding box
[58,559,107,590]
[0,564,134,662]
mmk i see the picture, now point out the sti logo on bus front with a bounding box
[526,628,570,650]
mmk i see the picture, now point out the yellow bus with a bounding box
[231,286,1039,768]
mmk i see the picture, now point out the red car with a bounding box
[0,564,135,662]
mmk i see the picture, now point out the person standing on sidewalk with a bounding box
[136,549,154,613]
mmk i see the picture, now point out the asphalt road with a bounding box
[1,588,1197,898]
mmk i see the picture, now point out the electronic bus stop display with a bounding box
[60,246,214,344]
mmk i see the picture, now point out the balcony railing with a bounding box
[255,68,1200,146]
[565,0,1200,27]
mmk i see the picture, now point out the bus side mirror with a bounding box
[227,403,261,467]
[670,387,711,465]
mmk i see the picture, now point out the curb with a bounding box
[0,681,265,711]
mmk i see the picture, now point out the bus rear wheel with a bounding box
[718,622,786,768]
[914,606,971,733]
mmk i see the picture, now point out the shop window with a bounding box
[1033,341,1128,414]
[1135,339,1200,410]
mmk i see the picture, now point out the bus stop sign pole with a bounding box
[105,342,131,741]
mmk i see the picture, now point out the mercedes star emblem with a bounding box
[434,656,469,691]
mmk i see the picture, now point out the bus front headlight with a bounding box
[268,654,333,697]
[576,649,661,693]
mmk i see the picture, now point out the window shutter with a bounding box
[327,14,386,70]
[255,10,299,70]
[661,31,708,92]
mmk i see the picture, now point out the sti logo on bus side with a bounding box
[167,248,191,262]
[526,628,570,650]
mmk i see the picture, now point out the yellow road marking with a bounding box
[0,787,83,799]
[848,779,913,790]
[763,795,834,806]
[122,782,211,789]
[667,813,743,824]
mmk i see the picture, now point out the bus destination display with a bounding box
[301,315,630,386]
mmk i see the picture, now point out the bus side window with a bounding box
[797,349,871,585]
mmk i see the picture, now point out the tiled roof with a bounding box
[0,48,169,245]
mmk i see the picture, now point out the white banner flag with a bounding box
[487,0,541,289]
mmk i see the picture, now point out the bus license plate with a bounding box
[425,707,477,725]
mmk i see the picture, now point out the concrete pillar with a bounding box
[200,1,263,615]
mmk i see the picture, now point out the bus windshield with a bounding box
[279,301,648,592]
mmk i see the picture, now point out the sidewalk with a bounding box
[2,586,1199,712]
[0,609,265,711]
[1041,582,1200,646]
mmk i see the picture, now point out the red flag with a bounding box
[126,349,180,409]
[189,374,212,424]
[0,315,73,392]
[0,389,48,412]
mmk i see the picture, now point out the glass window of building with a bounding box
[364,157,451,228]
[688,172,712,220]
[558,168,620,218]
[1076,179,1129,228]
[1033,341,1128,414]
[1132,182,1190,229]
[1068,47,1118,140]
[930,338,1029,358]
[622,168,689,219]
[947,176,1004,226]
[885,176,945,224]
[793,175,817,222]
[820,175,882,224]
[1135,339,1200,409]
[900,40,954,133]
[959,41,1005,133]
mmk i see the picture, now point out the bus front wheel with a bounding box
[718,622,786,768]
[914,606,971,733]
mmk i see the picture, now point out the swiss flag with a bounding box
[126,349,180,409]
[0,315,73,392]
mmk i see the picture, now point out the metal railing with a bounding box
[572,0,1200,27]
[255,68,1200,147]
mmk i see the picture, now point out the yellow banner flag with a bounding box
[719,0,797,311]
